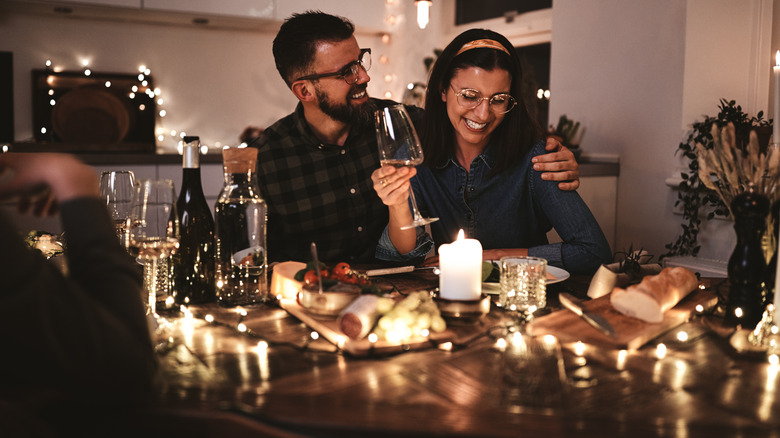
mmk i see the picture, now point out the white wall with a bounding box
[550,0,777,262]
[0,1,438,152]
[549,0,687,260]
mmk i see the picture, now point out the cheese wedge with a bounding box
[271,261,306,300]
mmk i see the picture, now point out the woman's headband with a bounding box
[455,39,511,56]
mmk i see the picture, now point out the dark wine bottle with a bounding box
[173,136,216,304]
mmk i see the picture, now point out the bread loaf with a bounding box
[610,267,698,323]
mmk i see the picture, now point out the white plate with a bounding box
[546,266,570,284]
[481,266,570,295]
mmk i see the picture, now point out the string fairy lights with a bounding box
[33,57,214,154]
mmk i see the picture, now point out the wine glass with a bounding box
[127,179,180,320]
[375,104,439,230]
[99,170,135,245]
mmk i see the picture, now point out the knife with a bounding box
[365,266,440,276]
[559,293,617,338]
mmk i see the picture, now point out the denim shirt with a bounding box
[376,140,612,274]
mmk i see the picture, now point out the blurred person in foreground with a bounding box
[0,153,156,436]
[253,10,580,263]
[371,29,612,274]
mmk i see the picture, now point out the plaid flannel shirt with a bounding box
[255,98,420,263]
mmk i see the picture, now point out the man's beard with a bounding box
[315,84,376,128]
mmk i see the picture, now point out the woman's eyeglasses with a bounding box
[295,48,372,85]
[451,87,516,114]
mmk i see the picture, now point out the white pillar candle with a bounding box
[438,229,483,301]
[774,50,780,144]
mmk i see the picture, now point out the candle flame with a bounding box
[457,229,465,240]
[776,50,780,66]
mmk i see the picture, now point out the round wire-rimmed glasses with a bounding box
[451,86,517,114]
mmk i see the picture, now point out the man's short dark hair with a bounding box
[273,10,355,87]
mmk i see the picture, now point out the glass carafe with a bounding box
[214,147,268,306]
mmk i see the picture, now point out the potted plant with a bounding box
[548,114,585,160]
[664,98,772,258]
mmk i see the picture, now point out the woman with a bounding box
[372,29,611,275]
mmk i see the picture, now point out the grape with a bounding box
[373,291,447,343]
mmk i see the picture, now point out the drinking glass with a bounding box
[375,104,438,230]
[99,170,135,245]
[499,256,547,318]
[127,179,179,317]
[501,331,566,411]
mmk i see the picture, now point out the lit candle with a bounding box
[774,50,780,144]
[438,229,482,300]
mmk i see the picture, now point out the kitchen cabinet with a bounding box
[275,0,387,30]
[142,0,274,20]
[4,0,388,32]
[10,0,140,8]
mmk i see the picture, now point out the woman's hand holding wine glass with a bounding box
[374,105,438,230]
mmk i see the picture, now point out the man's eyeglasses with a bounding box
[451,87,516,114]
[295,48,372,85]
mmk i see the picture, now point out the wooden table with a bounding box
[150,271,780,437]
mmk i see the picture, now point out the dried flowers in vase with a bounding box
[695,122,780,214]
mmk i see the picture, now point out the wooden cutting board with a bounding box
[527,289,718,351]
[279,298,492,357]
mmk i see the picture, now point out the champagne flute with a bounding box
[127,179,180,318]
[375,104,438,229]
[99,170,135,245]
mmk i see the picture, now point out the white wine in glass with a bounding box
[99,170,135,244]
[375,104,438,230]
[127,179,180,318]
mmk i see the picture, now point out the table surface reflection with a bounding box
[153,272,780,438]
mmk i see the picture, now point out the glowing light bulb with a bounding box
[656,343,667,359]
[415,0,432,29]
[574,341,586,356]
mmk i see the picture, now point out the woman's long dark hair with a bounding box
[420,29,543,174]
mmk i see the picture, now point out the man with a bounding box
[0,153,156,435]
[255,11,579,263]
